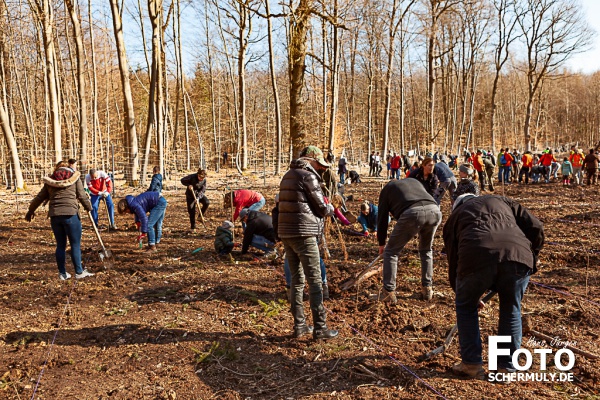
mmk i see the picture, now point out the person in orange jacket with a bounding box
[519,151,533,184]
[472,150,486,191]
[569,149,584,185]
[538,150,556,183]
[501,149,514,184]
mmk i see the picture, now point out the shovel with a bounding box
[103,197,112,232]
[191,190,208,231]
[88,211,114,268]
[420,290,497,361]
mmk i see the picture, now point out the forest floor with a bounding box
[0,167,599,400]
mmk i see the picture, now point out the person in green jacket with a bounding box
[214,220,234,255]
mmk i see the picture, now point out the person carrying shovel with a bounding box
[85,168,117,230]
[26,161,95,280]
[181,168,209,233]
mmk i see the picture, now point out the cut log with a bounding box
[339,255,382,291]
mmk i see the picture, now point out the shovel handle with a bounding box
[88,211,108,252]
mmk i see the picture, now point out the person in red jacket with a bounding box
[224,189,265,221]
[390,152,402,180]
[501,149,514,184]
[472,150,486,191]
[519,151,533,184]
[538,150,556,183]
[85,169,116,229]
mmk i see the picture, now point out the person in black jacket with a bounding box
[377,178,442,303]
[408,157,440,197]
[239,209,276,255]
[443,194,544,379]
[278,146,337,340]
[181,169,209,232]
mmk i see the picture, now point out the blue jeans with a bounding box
[90,194,115,226]
[284,256,327,287]
[251,234,275,253]
[455,261,531,369]
[248,197,265,213]
[339,172,345,184]
[50,214,83,275]
[383,203,442,290]
[147,197,167,245]
[503,166,511,183]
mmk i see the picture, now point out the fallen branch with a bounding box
[339,255,382,291]
[522,316,599,360]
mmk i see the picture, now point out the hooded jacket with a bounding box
[443,195,544,291]
[86,170,113,195]
[214,226,234,253]
[148,174,163,192]
[125,192,162,233]
[29,168,92,217]
[277,158,329,238]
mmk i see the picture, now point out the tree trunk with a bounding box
[265,0,283,174]
[0,98,24,190]
[109,0,139,186]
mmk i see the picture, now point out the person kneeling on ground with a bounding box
[214,220,234,255]
[117,192,167,252]
[348,170,361,184]
[443,192,543,379]
[377,178,442,302]
[239,208,277,256]
[357,201,378,236]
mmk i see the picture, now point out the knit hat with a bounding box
[221,220,234,230]
[459,163,473,176]
[300,146,329,167]
[239,208,249,220]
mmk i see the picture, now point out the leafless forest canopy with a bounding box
[0,0,597,189]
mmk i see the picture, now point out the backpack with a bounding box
[500,154,507,165]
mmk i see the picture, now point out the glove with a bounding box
[326,204,335,216]
[363,231,369,237]
[135,222,141,230]
[25,211,35,222]
[136,233,147,242]
[188,185,194,192]
[102,191,109,198]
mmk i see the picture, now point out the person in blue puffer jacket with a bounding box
[117,192,167,252]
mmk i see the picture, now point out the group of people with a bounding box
[26,144,550,381]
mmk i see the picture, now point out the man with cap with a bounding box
[443,191,544,379]
[239,208,277,255]
[278,145,337,340]
[376,177,442,302]
[181,168,209,232]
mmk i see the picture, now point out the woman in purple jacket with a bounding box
[118,192,167,252]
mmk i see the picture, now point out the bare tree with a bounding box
[109,0,140,185]
[517,0,594,150]
[264,0,283,174]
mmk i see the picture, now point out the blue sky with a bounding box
[565,0,600,73]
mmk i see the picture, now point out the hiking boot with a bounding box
[322,283,330,300]
[293,324,314,338]
[421,286,433,301]
[451,362,485,380]
[145,245,157,252]
[380,288,397,304]
[109,224,118,230]
[75,270,94,279]
[59,272,72,280]
[313,328,339,340]
[286,287,292,303]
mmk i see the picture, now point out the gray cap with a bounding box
[459,163,473,175]
[221,220,234,230]
[239,208,249,219]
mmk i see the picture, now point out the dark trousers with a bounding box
[519,166,530,184]
[186,193,210,229]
